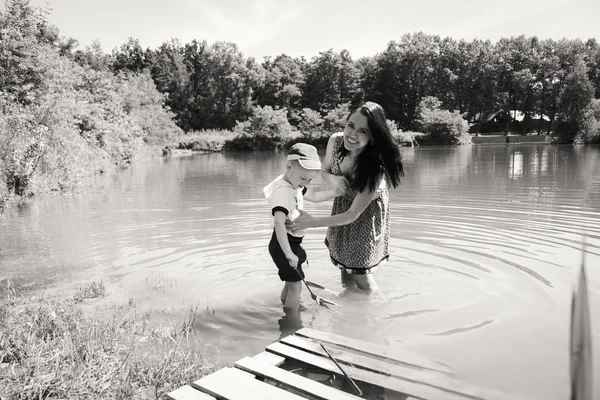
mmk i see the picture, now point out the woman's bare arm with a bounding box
[293,174,383,230]
[320,133,348,190]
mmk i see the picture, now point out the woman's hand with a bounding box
[330,175,349,194]
[320,166,349,197]
[285,210,316,232]
[335,177,349,196]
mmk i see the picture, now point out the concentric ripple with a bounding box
[1,145,599,400]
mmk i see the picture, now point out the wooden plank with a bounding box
[252,351,285,366]
[295,327,453,374]
[192,367,307,400]
[281,335,520,400]
[166,385,216,400]
[235,356,363,400]
[267,341,472,400]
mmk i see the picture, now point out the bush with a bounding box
[323,102,350,133]
[386,119,421,146]
[576,99,600,144]
[296,108,324,139]
[224,133,287,151]
[416,97,471,145]
[229,105,297,150]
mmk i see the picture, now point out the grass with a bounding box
[0,281,217,399]
[72,281,106,303]
[179,129,238,143]
[167,129,237,153]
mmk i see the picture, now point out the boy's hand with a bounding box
[286,252,299,269]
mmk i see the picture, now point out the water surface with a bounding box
[1,144,599,399]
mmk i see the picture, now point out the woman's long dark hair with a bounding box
[337,101,404,193]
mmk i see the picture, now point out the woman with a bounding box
[290,101,404,293]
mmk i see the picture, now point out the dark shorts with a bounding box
[268,230,306,282]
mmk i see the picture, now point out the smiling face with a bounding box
[284,161,319,189]
[343,111,372,154]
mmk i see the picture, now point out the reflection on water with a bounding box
[509,151,523,178]
[1,144,600,400]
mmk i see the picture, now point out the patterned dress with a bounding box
[325,135,390,274]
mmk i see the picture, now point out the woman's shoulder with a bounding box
[327,132,344,148]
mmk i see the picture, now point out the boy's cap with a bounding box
[287,143,321,170]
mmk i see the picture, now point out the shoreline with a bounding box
[162,132,556,156]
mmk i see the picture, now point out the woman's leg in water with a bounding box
[353,273,379,293]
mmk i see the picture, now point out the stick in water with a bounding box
[306,280,342,296]
[320,343,363,396]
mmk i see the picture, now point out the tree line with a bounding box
[102,29,600,142]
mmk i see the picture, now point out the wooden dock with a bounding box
[167,327,526,400]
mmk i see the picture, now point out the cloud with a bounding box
[465,0,599,41]
[184,0,303,48]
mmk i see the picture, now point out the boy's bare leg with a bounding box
[284,281,302,310]
[280,284,288,304]
[340,269,355,288]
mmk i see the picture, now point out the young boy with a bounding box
[263,143,340,311]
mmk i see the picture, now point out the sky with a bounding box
[21,0,600,60]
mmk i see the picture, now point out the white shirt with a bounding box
[263,175,305,237]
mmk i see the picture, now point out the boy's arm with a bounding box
[273,211,299,268]
[303,188,339,203]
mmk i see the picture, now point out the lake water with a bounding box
[1,144,599,400]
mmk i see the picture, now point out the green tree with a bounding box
[0,0,59,103]
[494,36,536,135]
[373,33,441,130]
[584,39,600,98]
[73,40,113,71]
[146,39,190,126]
[115,71,183,145]
[112,37,148,73]
[254,54,305,111]
[302,49,360,112]
[556,56,595,142]
[182,41,255,130]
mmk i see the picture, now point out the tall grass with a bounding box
[0,282,216,399]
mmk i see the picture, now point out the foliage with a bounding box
[416,96,471,145]
[577,99,600,144]
[296,108,324,138]
[115,71,183,146]
[0,0,183,207]
[386,119,420,145]
[178,40,257,130]
[254,54,305,111]
[302,49,360,111]
[323,102,351,133]
[0,0,59,103]
[556,57,595,142]
[225,106,298,150]
[233,105,295,139]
